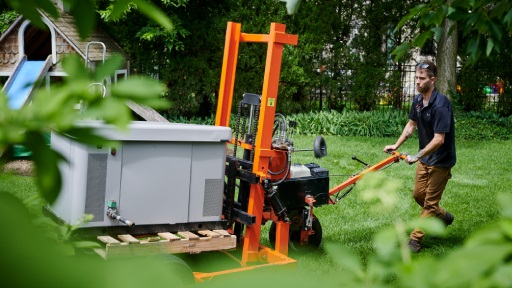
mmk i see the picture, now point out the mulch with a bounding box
[1,160,35,176]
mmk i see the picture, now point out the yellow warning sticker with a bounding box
[267,98,275,107]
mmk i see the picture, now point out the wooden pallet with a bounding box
[94,230,236,259]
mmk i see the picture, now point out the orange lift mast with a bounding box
[215,22,298,266]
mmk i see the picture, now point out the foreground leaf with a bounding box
[23,132,65,204]
[324,242,364,280]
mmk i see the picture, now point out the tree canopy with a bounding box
[93,0,426,115]
[393,0,512,63]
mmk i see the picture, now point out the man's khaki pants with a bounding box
[410,161,452,241]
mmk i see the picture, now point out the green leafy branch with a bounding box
[6,0,174,40]
[136,16,190,52]
[392,0,512,63]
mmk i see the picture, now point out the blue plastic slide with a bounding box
[0,55,52,158]
[2,55,52,109]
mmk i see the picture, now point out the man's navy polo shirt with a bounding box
[408,88,456,168]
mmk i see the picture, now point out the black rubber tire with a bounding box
[268,211,323,252]
[313,136,327,158]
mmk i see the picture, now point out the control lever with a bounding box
[352,155,369,167]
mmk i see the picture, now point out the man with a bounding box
[384,60,456,253]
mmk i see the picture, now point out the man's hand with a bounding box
[405,154,419,165]
[384,145,398,153]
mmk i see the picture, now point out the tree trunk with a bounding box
[436,15,458,100]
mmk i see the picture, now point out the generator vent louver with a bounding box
[203,178,223,217]
[84,154,108,222]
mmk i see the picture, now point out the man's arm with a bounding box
[384,119,417,152]
[406,132,445,164]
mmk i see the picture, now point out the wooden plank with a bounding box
[158,232,180,241]
[103,234,237,258]
[178,231,200,240]
[97,235,121,246]
[213,230,232,237]
[198,230,221,238]
[118,234,140,244]
[126,100,169,122]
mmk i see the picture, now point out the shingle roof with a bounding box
[42,11,127,62]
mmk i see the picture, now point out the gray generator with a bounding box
[47,121,231,235]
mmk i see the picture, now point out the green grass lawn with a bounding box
[1,136,510,278]
[0,171,41,215]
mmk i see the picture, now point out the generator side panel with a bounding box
[49,132,78,224]
[188,142,226,223]
[118,142,192,225]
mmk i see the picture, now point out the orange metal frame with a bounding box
[209,21,298,280]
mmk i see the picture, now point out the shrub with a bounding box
[287,110,408,138]
[177,109,512,141]
[288,110,512,141]
[165,113,215,125]
[455,111,512,141]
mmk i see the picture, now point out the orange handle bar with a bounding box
[328,151,407,198]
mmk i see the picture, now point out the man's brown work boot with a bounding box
[408,239,421,253]
[443,212,454,226]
